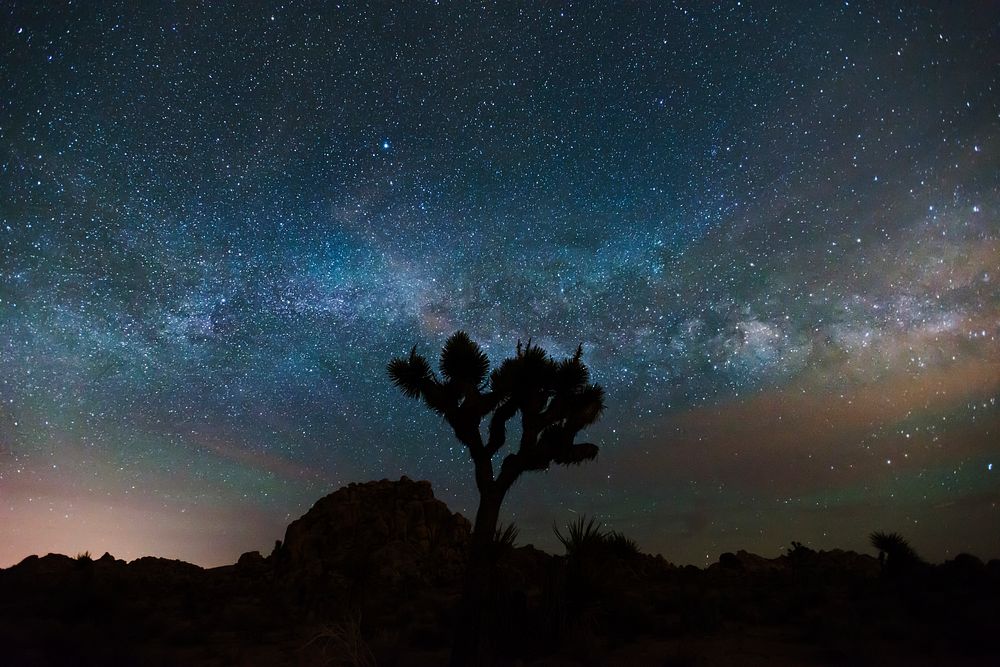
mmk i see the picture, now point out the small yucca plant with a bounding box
[604,530,640,558]
[554,515,606,556]
[870,530,921,575]
[493,522,519,550]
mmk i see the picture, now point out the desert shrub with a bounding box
[786,541,816,560]
[554,516,641,560]
[549,516,650,645]
[554,515,605,557]
[493,522,519,552]
[870,531,922,577]
[305,611,376,667]
[604,531,640,558]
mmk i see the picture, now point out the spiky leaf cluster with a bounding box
[869,530,914,555]
[387,346,433,399]
[387,331,606,492]
[553,515,605,557]
[440,330,490,388]
[870,530,922,575]
[493,523,519,550]
[554,515,640,559]
[488,339,605,469]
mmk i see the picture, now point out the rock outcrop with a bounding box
[277,476,471,592]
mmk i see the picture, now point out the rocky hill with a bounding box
[2,477,999,666]
[277,477,470,594]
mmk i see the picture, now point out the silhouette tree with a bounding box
[388,331,605,665]
[870,530,921,577]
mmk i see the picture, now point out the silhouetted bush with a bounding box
[785,540,817,567]
[870,530,922,577]
[554,515,641,560]
[493,522,519,551]
[554,515,605,557]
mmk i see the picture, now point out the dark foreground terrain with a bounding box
[3,477,998,666]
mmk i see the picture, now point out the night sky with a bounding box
[2,1,998,568]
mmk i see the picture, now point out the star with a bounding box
[1,0,997,568]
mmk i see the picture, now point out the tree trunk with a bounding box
[470,489,502,555]
[450,488,504,667]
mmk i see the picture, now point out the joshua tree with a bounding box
[388,331,605,664]
[870,530,921,577]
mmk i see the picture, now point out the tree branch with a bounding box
[495,453,522,493]
[552,442,599,465]
[472,451,495,494]
[485,398,517,456]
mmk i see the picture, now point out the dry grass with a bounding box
[304,612,377,667]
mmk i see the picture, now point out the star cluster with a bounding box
[1,2,998,566]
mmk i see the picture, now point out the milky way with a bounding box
[2,2,998,566]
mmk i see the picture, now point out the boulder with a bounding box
[278,476,471,591]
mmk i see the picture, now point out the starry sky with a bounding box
[2,1,998,568]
